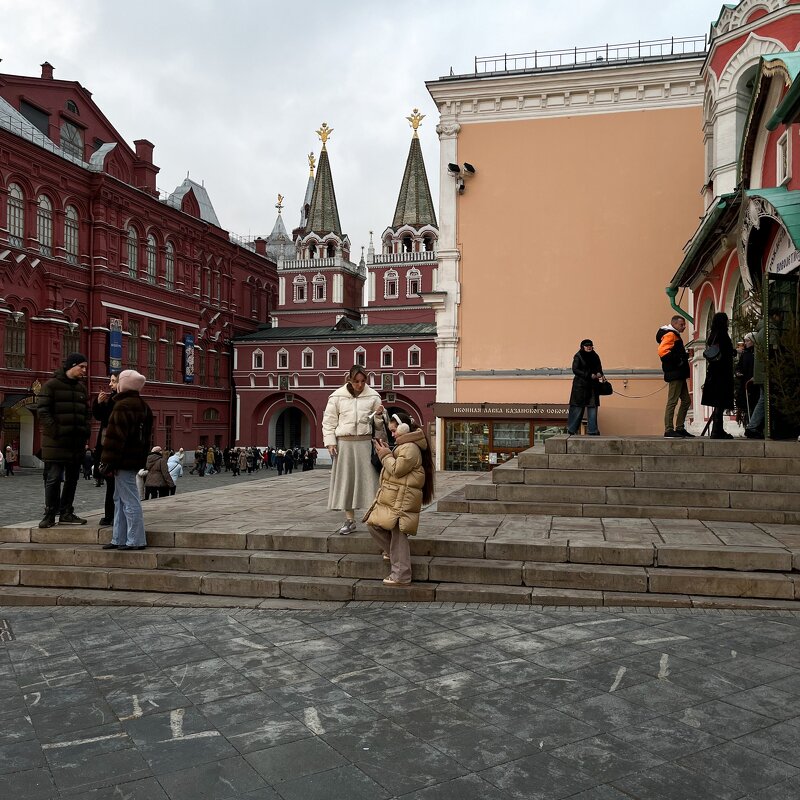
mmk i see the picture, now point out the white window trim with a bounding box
[380,345,393,367]
[327,347,340,369]
[384,269,399,299]
[406,268,422,297]
[277,348,289,370]
[252,349,264,370]
[777,130,791,186]
[312,273,326,302]
[407,345,421,367]
[354,346,366,367]
[293,275,307,303]
[302,347,314,369]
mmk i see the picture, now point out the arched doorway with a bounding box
[1,404,36,466]
[272,407,311,449]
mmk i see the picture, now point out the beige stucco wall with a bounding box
[454,106,704,434]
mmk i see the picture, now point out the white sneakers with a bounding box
[337,520,357,535]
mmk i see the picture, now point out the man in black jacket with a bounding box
[36,353,90,528]
[656,316,695,438]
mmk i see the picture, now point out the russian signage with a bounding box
[109,318,123,371]
[183,334,195,383]
[432,403,569,418]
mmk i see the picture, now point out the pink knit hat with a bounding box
[117,369,146,393]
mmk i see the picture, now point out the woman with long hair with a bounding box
[364,411,434,587]
[701,311,735,438]
[322,365,386,534]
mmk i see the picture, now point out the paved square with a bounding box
[0,603,799,798]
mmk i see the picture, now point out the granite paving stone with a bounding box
[1,605,800,799]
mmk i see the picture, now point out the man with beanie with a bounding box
[100,370,153,550]
[36,353,90,528]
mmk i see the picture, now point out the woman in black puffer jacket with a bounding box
[566,339,607,436]
[701,312,735,439]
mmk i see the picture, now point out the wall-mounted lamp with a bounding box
[67,321,78,333]
[10,311,23,323]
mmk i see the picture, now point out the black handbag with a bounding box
[370,415,383,473]
[703,343,721,362]
[597,380,613,396]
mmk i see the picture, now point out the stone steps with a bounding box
[437,436,800,523]
[0,535,797,605]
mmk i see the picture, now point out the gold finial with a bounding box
[407,108,425,138]
[276,194,284,214]
[316,122,333,149]
[308,151,316,176]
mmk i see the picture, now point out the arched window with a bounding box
[252,349,264,370]
[423,235,434,252]
[65,100,79,115]
[326,242,335,258]
[165,242,175,289]
[36,195,53,256]
[312,273,326,302]
[308,243,317,259]
[354,346,366,367]
[203,408,220,421]
[293,275,307,302]
[7,184,24,247]
[407,268,422,297]
[384,269,399,298]
[277,348,289,369]
[126,226,138,278]
[64,205,79,264]
[704,300,716,343]
[381,346,393,367]
[62,324,80,358]
[408,345,421,367]
[327,347,339,369]
[146,234,157,284]
[60,121,83,159]
[4,312,26,369]
[302,347,314,368]
[402,235,413,253]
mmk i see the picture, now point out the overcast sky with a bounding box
[3,0,721,252]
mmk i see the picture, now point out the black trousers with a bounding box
[104,474,116,520]
[43,461,81,516]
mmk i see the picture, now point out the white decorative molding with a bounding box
[714,0,783,37]
[427,58,704,125]
[717,33,786,92]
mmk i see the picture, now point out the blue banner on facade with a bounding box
[109,318,123,371]
[183,334,195,383]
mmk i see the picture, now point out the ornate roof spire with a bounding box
[308,152,316,176]
[407,108,425,139]
[316,122,333,150]
[305,122,343,236]
[276,193,284,214]
[391,110,437,230]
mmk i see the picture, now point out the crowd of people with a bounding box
[187,445,318,477]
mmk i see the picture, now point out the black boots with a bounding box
[38,509,57,529]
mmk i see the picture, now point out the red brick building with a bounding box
[232,114,438,453]
[0,63,277,464]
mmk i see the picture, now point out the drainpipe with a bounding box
[665,286,693,324]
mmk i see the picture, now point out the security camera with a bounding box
[447,163,461,175]
[463,162,476,174]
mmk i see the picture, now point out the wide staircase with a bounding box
[439,435,800,524]
[0,446,797,610]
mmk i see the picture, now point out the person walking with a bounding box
[701,312,735,439]
[235,447,247,476]
[92,372,119,523]
[566,339,607,436]
[285,449,294,475]
[100,369,153,550]
[322,365,386,535]
[83,447,94,480]
[0,447,4,476]
[144,445,175,499]
[205,446,216,475]
[365,412,434,587]
[36,353,91,528]
[657,315,694,438]
[5,446,16,476]
[167,449,183,495]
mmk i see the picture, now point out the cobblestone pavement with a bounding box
[1,603,799,799]
[0,467,315,527]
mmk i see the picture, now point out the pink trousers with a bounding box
[367,523,412,583]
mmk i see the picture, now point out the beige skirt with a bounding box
[327,438,379,511]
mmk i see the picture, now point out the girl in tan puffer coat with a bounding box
[364,412,435,587]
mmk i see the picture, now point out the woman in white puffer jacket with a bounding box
[322,365,386,534]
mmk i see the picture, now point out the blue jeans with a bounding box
[747,386,765,432]
[567,405,599,435]
[113,469,146,547]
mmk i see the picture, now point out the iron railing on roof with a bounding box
[472,35,707,76]
[371,251,437,265]
[0,108,91,168]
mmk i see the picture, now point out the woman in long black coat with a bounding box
[701,312,735,438]
[566,339,606,435]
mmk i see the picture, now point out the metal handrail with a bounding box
[472,35,707,76]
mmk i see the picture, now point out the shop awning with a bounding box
[745,187,800,250]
